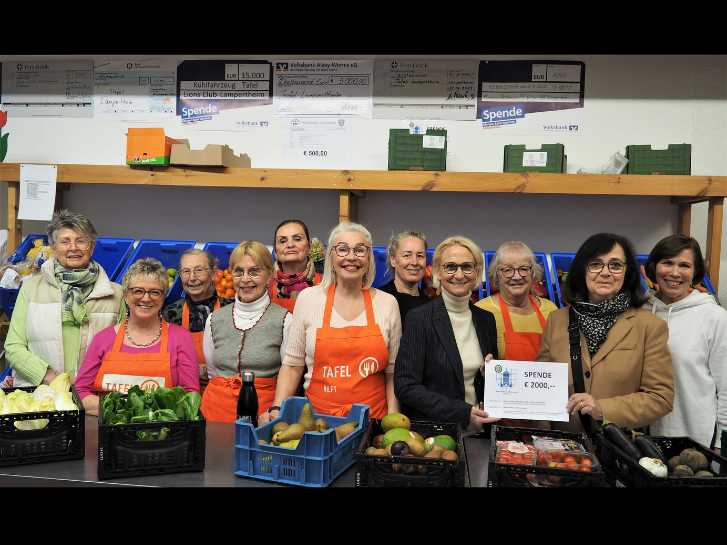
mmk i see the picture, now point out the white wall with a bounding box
[1,54,725,299]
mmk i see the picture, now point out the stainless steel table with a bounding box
[0,416,491,487]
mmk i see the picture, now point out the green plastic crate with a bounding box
[388,129,447,171]
[503,144,565,173]
[625,144,691,175]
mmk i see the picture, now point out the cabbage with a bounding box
[31,397,55,412]
[49,372,70,394]
[6,390,33,413]
[32,384,56,403]
[0,388,5,412]
[54,391,78,411]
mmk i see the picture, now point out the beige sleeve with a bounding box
[282,288,316,367]
[378,291,402,374]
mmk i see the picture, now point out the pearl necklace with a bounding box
[125,319,162,347]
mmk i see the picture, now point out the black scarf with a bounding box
[571,292,631,356]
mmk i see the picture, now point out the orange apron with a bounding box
[201,375,277,423]
[269,272,322,312]
[498,295,549,429]
[307,285,389,419]
[182,299,220,394]
[93,321,173,395]
[498,294,546,361]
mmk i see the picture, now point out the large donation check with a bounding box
[484,360,570,422]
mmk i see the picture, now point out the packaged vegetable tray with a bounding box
[595,432,727,488]
[234,396,368,487]
[97,387,205,480]
[488,425,608,488]
[0,385,85,467]
[355,419,465,487]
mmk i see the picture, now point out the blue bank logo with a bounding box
[481,104,526,127]
[496,366,514,388]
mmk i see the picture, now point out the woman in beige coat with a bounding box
[537,233,674,432]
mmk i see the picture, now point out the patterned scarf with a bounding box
[274,259,315,298]
[54,260,100,327]
[571,292,631,356]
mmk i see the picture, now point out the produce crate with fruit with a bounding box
[595,424,727,487]
[234,396,368,487]
[488,425,608,487]
[484,250,555,303]
[113,239,196,304]
[355,412,465,487]
[97,386,205,480]
[0,373,85,466]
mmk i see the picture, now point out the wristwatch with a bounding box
[268,405,281,414]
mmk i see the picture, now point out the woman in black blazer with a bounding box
[395,236,500,430]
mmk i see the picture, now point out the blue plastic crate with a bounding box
[484,251,555,304]
[233,396,369,487]
[202,241,239,270]
[550,252,576,308]
[7,234,48,264]
[92,237,135,281]
[114,239,196,304]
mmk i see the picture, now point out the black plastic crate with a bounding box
[625,144,691,175]
[595,433,727,488]
[97,397,206,480]
[355,419,464,487]
[488,425,608,488]
[0,385,85,467]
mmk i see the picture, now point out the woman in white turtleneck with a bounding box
[395,236,500,432]
[200,241,292,423]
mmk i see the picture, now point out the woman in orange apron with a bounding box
[475,241,558,427]
[260,222,402,425]
[200,241,292,423]
[162,249,230,393]
[269,219,323,312]
[76,258,201,416]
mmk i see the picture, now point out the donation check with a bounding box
[484,360,569,422]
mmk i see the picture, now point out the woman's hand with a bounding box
[470,404,500,426]
[258,408,280,425]
[42,367,58,385]
[82,394,100,417]
[567,393,603,420]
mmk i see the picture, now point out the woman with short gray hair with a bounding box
[75,257,199,416]
[4,209,124,387]
[379,230,431,326]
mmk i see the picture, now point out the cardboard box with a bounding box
[170,141,251,168]
[126,128,181,166]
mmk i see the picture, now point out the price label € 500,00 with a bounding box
[303,149,328,158]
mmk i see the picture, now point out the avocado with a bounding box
[424,435,457,452]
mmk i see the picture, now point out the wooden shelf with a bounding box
[1,163,724,291]
[2,163,727,197]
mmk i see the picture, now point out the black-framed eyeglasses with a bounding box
[128,287,165,300]
[587,260,626,274]
[442,262,476,276]
[332,243,370,258]
[497,265,533,278]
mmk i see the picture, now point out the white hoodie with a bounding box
[644,290,727,448]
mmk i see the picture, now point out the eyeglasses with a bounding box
[128,287,165,300]
[332,243,370,258]
[180,267,210,278]
[497,265,533,278]
[587,260,627,274]
[232,267,262,279]
[56,238,91,250]
[442,262,476,276]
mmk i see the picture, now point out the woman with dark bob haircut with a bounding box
[644,235,727,451]
[537,233,674,433]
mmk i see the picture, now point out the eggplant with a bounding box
[633,435,666,464]
[602,424,641,461]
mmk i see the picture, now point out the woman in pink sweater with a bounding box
[75,258,199,416]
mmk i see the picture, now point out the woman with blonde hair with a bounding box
[395,235,499,431]
[260,222,402,424]
[200,241,292,422]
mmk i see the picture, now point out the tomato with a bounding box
[563,455,576,465]
[580,458,593,467]
[549,452,563,463]
[579,466,592,472]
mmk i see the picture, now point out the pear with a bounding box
[298,403,316,432]
[314,417,328,432]
[335,421,358,442]
[271,421,290,435]
[273,423,305,444]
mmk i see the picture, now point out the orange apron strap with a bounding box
[111,322,127,352]
[322,284,336,328]
[159,321,169,353]
[529,295,547,329]
[362,287,375,326]
[182,301,190,329]
[498,294,516,333]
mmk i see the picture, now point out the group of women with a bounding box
[4,209,726,452]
